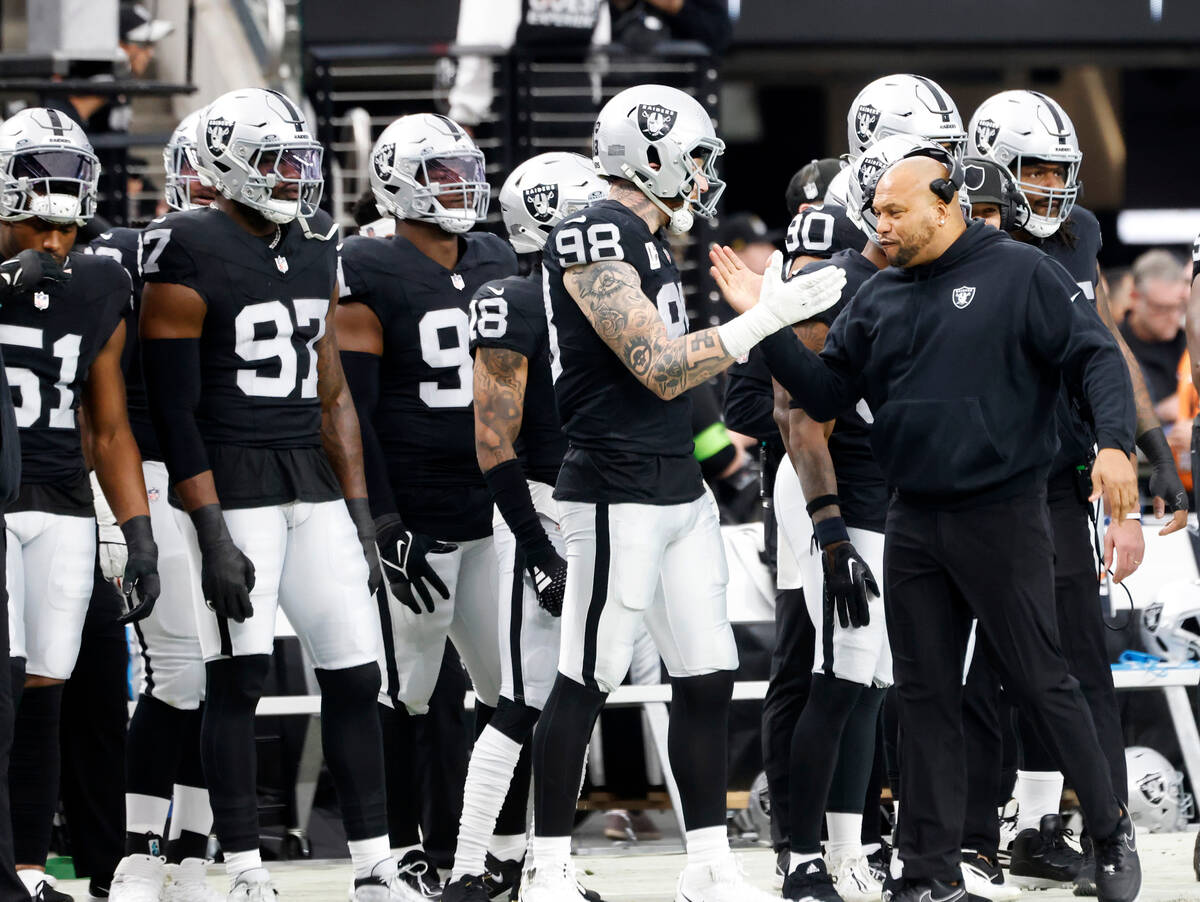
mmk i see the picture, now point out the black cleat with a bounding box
[481,853,520,900]
[1091,806,1140,902]
[1009,814,1083,888]
[783,859,844,902]
[887,880,966,902]
[1073,835,1097,897]
[867,842,892,885]
[441,874,489,902]
[397,850,443,899]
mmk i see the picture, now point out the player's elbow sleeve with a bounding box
[141,337,210,483]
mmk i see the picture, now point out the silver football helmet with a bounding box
[846,74,966,162]
[163,110,213,211]
[370,113,488,235]
[498,152,606,254]
[967,90,1082,239]
[592,83,725,235]
[193,88,323,224]
[0,107,99,225]
[1142,580,1200,663]
[844,133,932,243]
[1125,746,1193,832]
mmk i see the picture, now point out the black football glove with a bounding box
[822,541,878,629]
[0,249,70,300]
[117,515,161,625]
[525,546,567,617]
[1137,426,1189,516]
[375,514,455,614]
[190,504,256,623]
[345,498,382,595]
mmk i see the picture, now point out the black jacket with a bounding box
[762,221,1135,508]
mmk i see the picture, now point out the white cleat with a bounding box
[228,868,277,902]
[108,855,168,902]
[346,861,427,902]
[517,860,590,902]
[961,857,1021,902]
[831,856,883,902]
[674,852,778,902]
[165,859,224,902]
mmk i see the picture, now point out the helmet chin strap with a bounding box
[619,164,693,234]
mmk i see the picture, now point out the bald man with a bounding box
[739,152,1142,902]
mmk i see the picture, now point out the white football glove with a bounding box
[717,252,846,359]
[91,471,126,582]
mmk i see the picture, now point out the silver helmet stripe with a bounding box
[913,74,954,122]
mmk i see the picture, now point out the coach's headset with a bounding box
[862,143,965,214]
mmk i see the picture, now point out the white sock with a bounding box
[789,851,822,875]
[488,833,527,864]
[450,725,523,880]
[168,784,213,841]
[223,850,262,879]
[349,836,395,881]
[862,843,881,857]
[826,811,864,865]
[530,835,571,867]
[1015,770,1064,832]
[684,826,728,870]
[126,792,172,838]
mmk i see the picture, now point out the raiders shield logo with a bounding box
[372,143,395,181]
[637,104,678,141]
[1138,773,1167,806]
[523,183,559,223]
[857,155,885,193]
[855,104,881,144]
[206,117,234,156]
[1143,603,1163,633]
[952,285,976,309]
[975,118,1000,154]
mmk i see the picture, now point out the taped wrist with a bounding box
[483,459,553,563]
[344,497,375,542]
[716,304,785,360]
[1135,426,1174,467]
[119,514,155,553]
[189,504,232,551]
[813,515,850,550]
[142,337,210,484]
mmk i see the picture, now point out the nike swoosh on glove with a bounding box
[526,548,567,617]
[758,250,846,327]
[822,540,879,629]
[345,497,382,595]
[0,249,70,299]
[117,515,161,625]
[375,514,456,614]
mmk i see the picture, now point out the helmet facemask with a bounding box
[623,134,726,235]
[236,143,324,225]
[0,146,99,225]
[1010,154,1080,239]
[163,141,214,211]
[376,149,489,235]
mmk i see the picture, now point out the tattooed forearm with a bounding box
[474,346,529,472]
[1095,274,1159,436]
[566,260,737,401]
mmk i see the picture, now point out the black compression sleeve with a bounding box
[141,337,210,484]
[340,350,396,518]
[483,458,554,565]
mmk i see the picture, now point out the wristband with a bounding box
[1103,512,1143,525]
[716,303,785,360]
[806,494,841,517]
[483,459,554,562]
[1135,426,1174,467]
[813,515,850,549]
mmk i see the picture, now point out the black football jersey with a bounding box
[1032,206,1106,478]
[338,231,518,540]
[468,268,565,486]
[789,249,887,531]
[543,199,702,504]
[85,226,160,461]
[0,252,129,513]
[140,206,343,508]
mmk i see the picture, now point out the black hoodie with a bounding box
[761,220,1135,509]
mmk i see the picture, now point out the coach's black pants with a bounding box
[885,492,1118,882]
[761,587,814,850]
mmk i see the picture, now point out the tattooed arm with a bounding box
[1094,267,1159,437]
[474,346,529,472]
[564,259,736,401]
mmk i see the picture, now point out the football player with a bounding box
[962,157,1029,233]
[966,89,1187,894]
[520,83,845,902]
[439,152,605,902]
[0,108,160,900]
[86,111,223,902]
[138,88,409,902]
[335,112,517,895]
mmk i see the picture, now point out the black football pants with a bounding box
[962,486,1128,854]
[0,529,26,902]
[885,492,1119,882]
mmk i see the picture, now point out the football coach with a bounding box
[742,147,1142,902]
